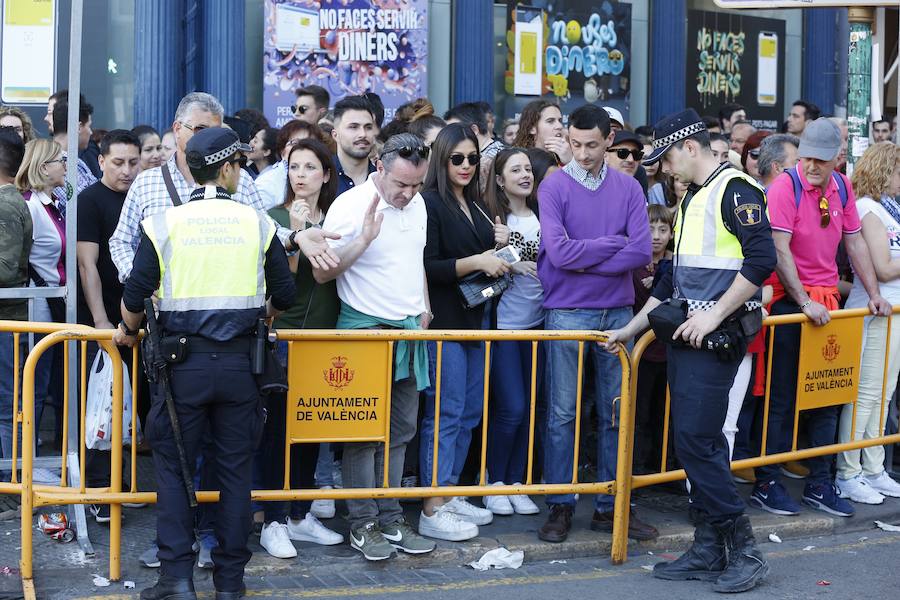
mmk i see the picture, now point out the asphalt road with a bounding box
[67,527,900,600]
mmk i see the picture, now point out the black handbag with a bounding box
[457,272,509,309]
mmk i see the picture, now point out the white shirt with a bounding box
[254,160,287,210]
[25,190,65,321]
[847,195,900,306]
[323,174,427,320]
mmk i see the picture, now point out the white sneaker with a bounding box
[310,486,336,519]
[484,482,514,515]
[837,475,884,505]
[508,484,540,515]
[418,506,478,541]
[444,497,493,525]
[285,514,343,545]
[259,521,298,558]
[865,471,900,498]
[32,468,60,485]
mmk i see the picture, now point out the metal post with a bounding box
[846,6,874,175]
[64,0,93,557]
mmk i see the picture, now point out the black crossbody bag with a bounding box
[456,202,509,309]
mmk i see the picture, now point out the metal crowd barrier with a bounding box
[615,306,900,559]
[14,327,633,597]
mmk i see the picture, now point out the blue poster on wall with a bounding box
[504,0,632,122]
[263,0,429,127]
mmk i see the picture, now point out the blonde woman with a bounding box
[0,106,36,143]
[13,139,66,477]
[837,141,900,504]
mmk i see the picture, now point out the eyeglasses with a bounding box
[291,105,310,115]
[43,156,66,165]
[180,122,208,132]
[449,152,479,167]
[380,144,430,161]
[608,148,644,161]
[819,196,830,229]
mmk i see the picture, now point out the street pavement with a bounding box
[2,459,900,599]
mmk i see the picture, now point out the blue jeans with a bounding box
[420,340,486,486]
[0,332,52,463]
[756,299,836,485]
[488,339,545,484]
[544,307,632,511]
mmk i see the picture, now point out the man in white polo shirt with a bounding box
[314,133,434,562]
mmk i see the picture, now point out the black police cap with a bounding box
[185,127,251,170]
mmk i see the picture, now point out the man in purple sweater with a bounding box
[536,104,658,543]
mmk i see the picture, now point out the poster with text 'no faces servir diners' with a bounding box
[263,0,429,127]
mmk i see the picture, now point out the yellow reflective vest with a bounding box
[141,198,276,339]
[673,166,765,310]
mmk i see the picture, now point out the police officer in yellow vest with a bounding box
[605,110,777,593]
[114,127,295,600]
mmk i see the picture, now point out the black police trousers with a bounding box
[667,344,745,518]
[145,350,264,592]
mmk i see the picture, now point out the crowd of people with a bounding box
[0,85,899,595]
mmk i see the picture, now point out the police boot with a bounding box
[216,584,246,600]
[712,515,769,593]
[652,518,726,582]
[139,574,197,600]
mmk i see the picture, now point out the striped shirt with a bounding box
[110,154,289,281]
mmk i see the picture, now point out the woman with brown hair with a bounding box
[0,105,36,142]
[836,141,900,504]
[512,99,571,164]
[482,147,543,516]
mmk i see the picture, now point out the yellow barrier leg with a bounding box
[610,348,633,565]
[106,341,123,582]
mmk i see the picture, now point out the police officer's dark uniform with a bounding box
[640,110,777,592]
[117,128,295,600]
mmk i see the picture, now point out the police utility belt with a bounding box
[647,299,763,362]
[151,319,288,395]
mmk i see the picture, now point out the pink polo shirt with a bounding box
[768,168,860,287]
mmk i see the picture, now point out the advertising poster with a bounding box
[1,0,55,104]
[263,0,429,127]
[685,10,786,131]
[504,0,632,122]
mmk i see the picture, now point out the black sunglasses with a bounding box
[608,148,644,161]
[380,144,430,160]
[291,105,310,115]
[748,148,761,159]
[449,152,479,166]
[227,155,248,167]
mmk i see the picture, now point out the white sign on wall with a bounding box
[1,0,55,104]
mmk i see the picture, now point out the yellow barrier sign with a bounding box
[796,317,864,410]
[287,341,391,442]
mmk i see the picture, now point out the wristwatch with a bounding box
[118,321,139,337]
[288,229,300,250]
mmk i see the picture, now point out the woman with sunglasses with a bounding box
[418,123,511,541]
[836,142,900,504]
[482,147,544,517]
[13,139,67,477]
[512,100,572,165]
[255,138,344,558]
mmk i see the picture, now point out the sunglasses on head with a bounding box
[608,148,644,161]
[291,105,310,115]
[819,196,830,229]
[380,144,430,160]
[449,152,479,167]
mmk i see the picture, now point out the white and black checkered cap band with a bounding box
[204,141,244,166]
[652,122,706,150]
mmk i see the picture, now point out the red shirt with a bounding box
[767,168,860,287]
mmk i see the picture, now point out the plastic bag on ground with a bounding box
[468,547,524,571]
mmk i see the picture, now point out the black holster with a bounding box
[251,320,288,395]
